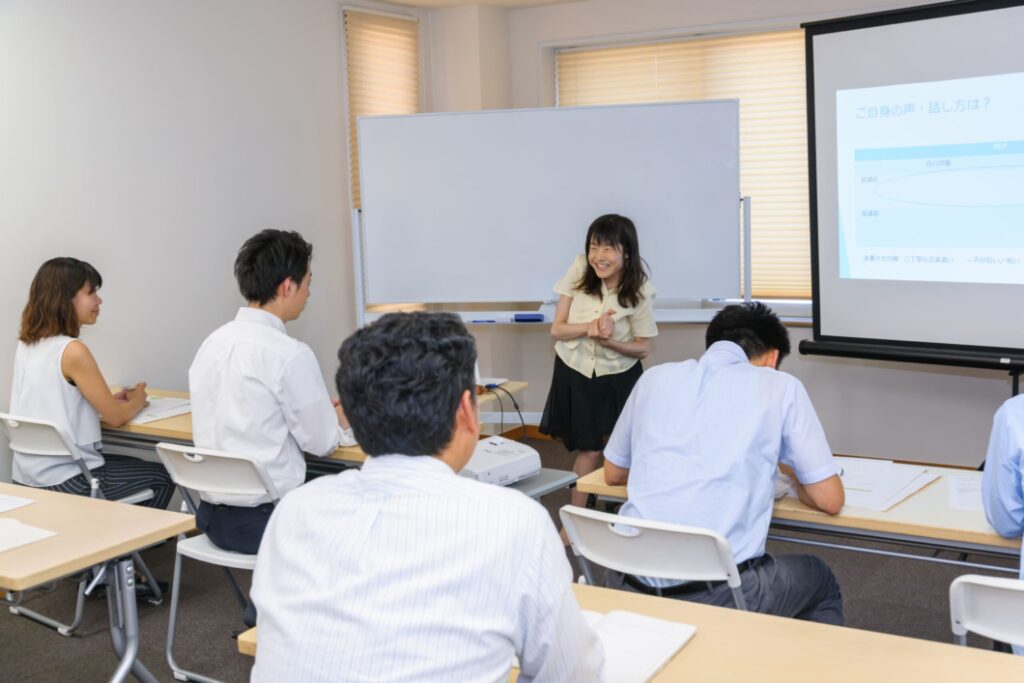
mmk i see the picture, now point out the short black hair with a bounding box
[234,229,313,305]
[706,302,791,362]
[336,312,477,457]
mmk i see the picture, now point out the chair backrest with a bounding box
[0,412,83,461]
[950,574,1024,646]
[155,442,281,504]
[560,505,744,588]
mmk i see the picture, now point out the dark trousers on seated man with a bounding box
[196,501,275,555]
[605,553,844,625]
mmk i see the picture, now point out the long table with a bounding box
[574,466,1021,572]
[100,384,578,500]
[0,483,194,683]
[235,582,1024,681]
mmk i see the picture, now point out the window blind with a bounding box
[557,30,809,298]
[344,10,420,209]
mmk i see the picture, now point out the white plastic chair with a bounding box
[559,504,748,610]
[950,574,1024,647]
[155,442,281,683]
[0,412,161,636]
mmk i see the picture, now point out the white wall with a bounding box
[463,0,1009,467]
[0,0,427,480]
[429,4,511,111]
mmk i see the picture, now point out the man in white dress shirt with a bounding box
[251,312,604,683]
[602,302,846,624]
[189,229,355,555]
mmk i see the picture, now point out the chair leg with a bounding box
[7,573,89,636]
[132,551,163,605]
[166,551,222,683]
[575,554,597,587]
[221,567,248,611]
[730,586,748,611]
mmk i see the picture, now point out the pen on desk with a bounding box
[470,319,497,323]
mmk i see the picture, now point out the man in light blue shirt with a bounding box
[982,394,1024,654]
[603,302,846,624]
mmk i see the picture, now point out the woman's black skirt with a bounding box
[539,355,642,452]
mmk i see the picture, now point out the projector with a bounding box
[461,436,541,486]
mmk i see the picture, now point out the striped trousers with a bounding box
[42,454,175,509]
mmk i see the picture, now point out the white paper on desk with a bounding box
[834,456,892,490]
[583,609,696,683]
[947,475,984,511]
[877,470,940,512]
[0,494,34,514]
[0,518,56,554]
[833,457,937,512]
[129,397,191,425]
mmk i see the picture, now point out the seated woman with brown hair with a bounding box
[10,257,173,508]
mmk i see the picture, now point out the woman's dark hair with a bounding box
[705,302,791,362]
[575,213,650,309]
[234,229,313,305]
[336,312,477,457]
[19,257,103,344]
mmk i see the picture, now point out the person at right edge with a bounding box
[601,302,846,624]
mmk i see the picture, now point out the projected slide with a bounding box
[836,72,1024,284]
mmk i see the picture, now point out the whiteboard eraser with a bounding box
[513,313,544,322]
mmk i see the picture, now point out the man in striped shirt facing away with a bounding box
[251,312,604,682]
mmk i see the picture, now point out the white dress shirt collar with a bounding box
[234,306,287,334]
[702,340,751,368]
[360,453,455,477]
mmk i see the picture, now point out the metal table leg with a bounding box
[105,557,159,683]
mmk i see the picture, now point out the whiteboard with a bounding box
[358,101,740,304]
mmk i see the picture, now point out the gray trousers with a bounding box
[606,553,844,625]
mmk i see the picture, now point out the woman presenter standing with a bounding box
[540,214,657,511]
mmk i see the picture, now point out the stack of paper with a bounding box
[0,518,56,554]
[583,609,696,683]
[129,397,191,425]
[511,610,694,682]
[0,494,34,514]
[947,475,984,511]
[833,456,939,512]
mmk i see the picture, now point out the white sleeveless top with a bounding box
[10,336,104,486]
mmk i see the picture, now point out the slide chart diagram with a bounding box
[836,72,1024,285]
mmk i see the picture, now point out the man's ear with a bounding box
[456,389,479,434]
[277,277,296,300]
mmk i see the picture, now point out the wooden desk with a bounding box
[101,384,577,500]
[0,483,194,683]
[236,582,1024,681]
[104,384,529,465]
[575,466,1021,566]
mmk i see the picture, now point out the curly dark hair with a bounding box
[336,313,477,457]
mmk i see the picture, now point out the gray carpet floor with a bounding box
[2,437,1016,681]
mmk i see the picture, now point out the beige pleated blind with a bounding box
[344,10,420,209]
[558,30,809,299]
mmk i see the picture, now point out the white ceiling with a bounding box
[391,0,576,8]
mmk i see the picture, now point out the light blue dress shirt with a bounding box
[605,341,837,584]
[982,395,1024,566]
[981,394,1024,654]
